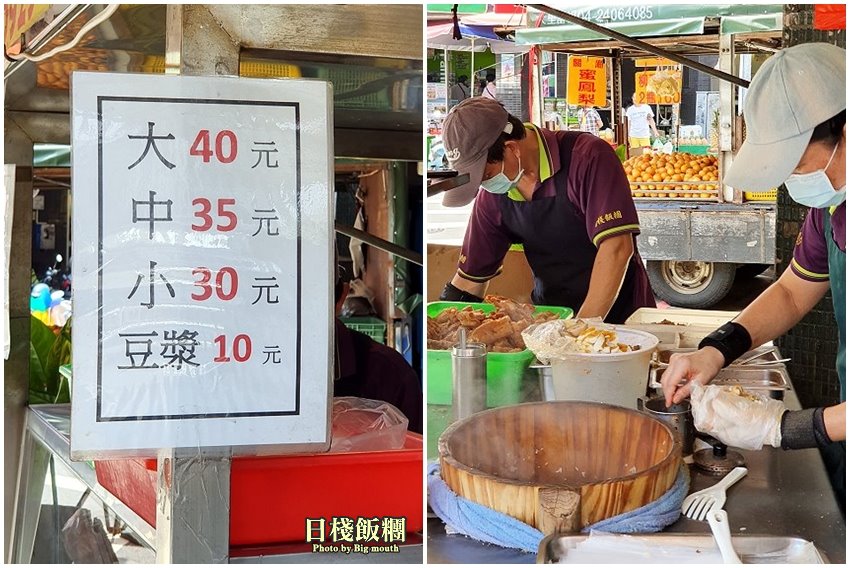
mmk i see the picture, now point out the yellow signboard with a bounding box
[4,4,49,49]
[635,70,682,105]
[567,55,606,107]
[635,57,677,68]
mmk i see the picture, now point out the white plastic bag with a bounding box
[690,383,786,450]
[330,397,408,453]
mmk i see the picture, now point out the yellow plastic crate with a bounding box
[743,188,778,201]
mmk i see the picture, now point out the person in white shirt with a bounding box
[625,93,659,148]
[481,72,498,101]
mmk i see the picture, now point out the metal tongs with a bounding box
[733,351,791,367]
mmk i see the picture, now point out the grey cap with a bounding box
[724,43,846,191]
[441,97,511,207]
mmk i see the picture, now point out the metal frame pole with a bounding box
[718,33,739,203]
[158,5,233,563]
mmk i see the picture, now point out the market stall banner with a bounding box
[567,55,606,107]
[4,4,49,48]
[70,72,334,459]
[635,69,682,105]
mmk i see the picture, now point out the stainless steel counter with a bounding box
[427,388,846,564]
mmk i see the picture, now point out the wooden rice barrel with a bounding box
[438,401,681,534]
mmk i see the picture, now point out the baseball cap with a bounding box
[724,43,846,191]
[440,97,511,207]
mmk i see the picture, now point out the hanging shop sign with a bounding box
[4,4,49,49]
[567,55,606,107]
[635,69,682,105]
[70,72,334,458]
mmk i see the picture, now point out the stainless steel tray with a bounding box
[653,346,781,367]
[649,366,791,392]
[537,533,828,563]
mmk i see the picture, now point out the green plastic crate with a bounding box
[426,301,573,407]
[341,316,386,345]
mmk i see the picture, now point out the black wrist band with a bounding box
[698,321,753,368]
[781,407,832,450]
[440,282,484,303]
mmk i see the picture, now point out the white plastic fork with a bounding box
[708,509,742,563]
[681,466,747,521]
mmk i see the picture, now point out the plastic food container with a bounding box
[427,301,573,407]
[94,433,423,546]
[543,327,659,409]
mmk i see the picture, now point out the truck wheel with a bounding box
[736,263,771,280]
[646,260,737,308]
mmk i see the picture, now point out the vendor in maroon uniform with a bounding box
[334,269,422,434]
[438,97,655,324]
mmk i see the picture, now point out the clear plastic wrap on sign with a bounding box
[329,397,409,453]
[70,71,335,459]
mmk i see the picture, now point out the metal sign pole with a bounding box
[156,5,235,562]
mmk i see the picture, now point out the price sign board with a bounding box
[567,55,606,107]
[635,69,682,105]
[71,72,334,458]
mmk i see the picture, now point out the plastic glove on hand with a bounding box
[690,383,787,451]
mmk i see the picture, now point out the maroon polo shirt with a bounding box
[334,319,422,434]
[457,126,652,320]
[792,202,846,282]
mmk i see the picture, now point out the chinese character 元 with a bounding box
[252,276,280,305]
[160,329,200,369]
[306,519,326,543]
[117,332,159,369]
[329,517,355,543]
[251,208,280,237]
[262,345,282,365]
[355,517,381,543]
[127,122,176,170]
[132,190,173,239]
[128,260,175,309]
[380,517,406,543]
[251,141,280,168]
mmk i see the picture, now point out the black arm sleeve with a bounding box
[780,407,833,450]
[439,282,484,303]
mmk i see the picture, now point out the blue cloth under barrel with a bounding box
[427,462,689,554]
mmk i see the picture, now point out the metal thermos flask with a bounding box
[451,329,487,422]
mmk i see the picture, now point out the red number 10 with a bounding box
[214,334,252,363]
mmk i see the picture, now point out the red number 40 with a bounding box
[190,129,237,163]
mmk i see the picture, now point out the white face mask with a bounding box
[480,151,524,195]
[785,141,846,209]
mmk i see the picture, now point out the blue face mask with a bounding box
[785,142,846,209]
[480,152,524,195]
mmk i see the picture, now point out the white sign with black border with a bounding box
[71,71,334,459]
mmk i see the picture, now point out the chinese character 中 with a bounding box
[160,330,200,369]
[132,190,173,239]
[251,208,280,237]
[127,122,176,170]
[579,69,596,81]
[251,141,280,168]
[128,260,176,309]
[380,517,406,543]
[355,517,381,543]
[329,517,355,543]
[262,345,282,365]
[117,331,159,369]
[306,519,326,543]
[252,276,280,305]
